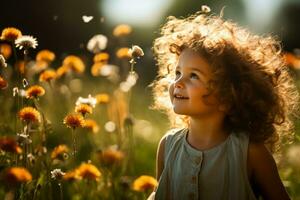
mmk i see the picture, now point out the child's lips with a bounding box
[173,93,189,99]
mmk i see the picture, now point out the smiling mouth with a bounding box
[174,94,189,99]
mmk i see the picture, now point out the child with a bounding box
[149,6,300,200]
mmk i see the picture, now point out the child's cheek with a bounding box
[169,83,175,102]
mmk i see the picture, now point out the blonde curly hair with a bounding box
[151,8,300,153]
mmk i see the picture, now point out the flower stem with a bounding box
[72,128,77,157]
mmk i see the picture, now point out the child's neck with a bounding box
[187,117,230,151]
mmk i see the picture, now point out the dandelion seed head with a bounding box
[0,54,7,68]
[129,45,144,59]
[18,107,41,123]
[113,24,132,37]
[87,34,108,53]
[104,121,116,132]
[82,15,94,23]
[1,27,22,41]
[15,35,38,50]
[75,94,97,108]
[26,85,45,99]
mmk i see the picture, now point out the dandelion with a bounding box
[1,27,22,41]
[87,34,108,53]
[56,65,70,78]
[18,107,41,123]
[63,170,80,181]
[75,94,97,108]
[4,167,32,185]
[15,60,25,74]
[15,35,38,50]
[0,43,12,59]
[0,137,22,154]
[116,47,132,59]
[75,104,93,116]
[83,119,99,134]
[51,145,69,160]
[51,169,65,180]
[82,15,94,23]
[91,62,105,76]
[129,45,144,59]
[36,49,55,63]
[132,175,158,192]
[39,70,56,82]
[26,85,45,99]
[0,54,7,68]
[63,114,84,129]
[0,75,8,89]
[93,52,109,63]
[76,163,101,181]
[99,147,124,165]
[62,55,85,73]
[95,93,110,104]
[113,24,132,37]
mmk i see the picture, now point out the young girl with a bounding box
[149,6,300,200]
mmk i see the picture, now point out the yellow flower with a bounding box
[63,170,81,181]
[0,43,12,59]
[15,60,25,74]
[75,104,93,116]
[113,24,132,37]
[26,85,45,99]
[116,47,132,59]
[18,107,41,123]
[63,55,85,73]
[76,163,101,181]
[91,62,105,76]
[95,93,110,104]
[56,65,70,78]
[36,49,55,63]
[0,137,22,154]
[5,167,32,185]
[93,52,109,63]
[83,119,99,133]
[99,148,124,165]
[51,144,69,160]
[63,113,84,129]
[1,27,22,41]
[0,76,8,89]
[132,175,158,192]
[39,70,56,82]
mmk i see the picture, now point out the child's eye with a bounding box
[190,73,199,80]
[175,71,181,78]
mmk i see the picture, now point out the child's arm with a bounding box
[156,136,166,182]
[248,142,291,200]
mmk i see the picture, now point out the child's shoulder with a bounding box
[162,128,186,141]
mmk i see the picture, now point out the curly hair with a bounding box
[151,9,300,153]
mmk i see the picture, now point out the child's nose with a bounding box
[174,78,184,88]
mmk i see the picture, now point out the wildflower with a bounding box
[116,47,132,59]
[91,62,105,76]
[0,54,7,68]
[0,137,22,154]
[15,35,38,50]
[132,175,158,192]
[82,15,94,23]
[87,34,108,53]
[27,153,35,165]
[99,147,124,165]
[51,145,69,160]
[1,27,22,41]
[26,85,45,99]
[18,107,41,123]
[36,49,55,63]
[4,167,32,185]
[113,24,132,37]
[95,93,110,104]
[75,104,93,116]
[129,45,144,59]
[99,64,119,77]
[63,170,80,181]
[201,5,211,13]
[104,121,116,132]
[63,114,84,129]
[93,52,109,63]
[56,65,70,77]
[15,60,25,74]
[0,76,8,89]
[51,169,65,180]
[75,94,97,108]
[0,43,12,59]
[62,55,85,73]
[83,119,99,133]
[76,163,101,181]
[17,133,32,144]
[39,70,56,82]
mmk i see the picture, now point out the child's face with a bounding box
[169,48,225,117]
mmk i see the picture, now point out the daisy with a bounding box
[15,35,38,50]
